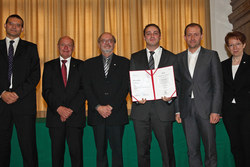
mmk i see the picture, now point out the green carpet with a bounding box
[10,119,235,167]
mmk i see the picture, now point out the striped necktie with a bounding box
[8,40,15,84]
[104,57,111,77]
[149,51,155,70]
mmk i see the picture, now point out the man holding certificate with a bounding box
[130,24,178,167]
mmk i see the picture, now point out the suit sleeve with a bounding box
[14,44,40,99]
[173,55,180,113]
[130,54,136,71]
[211,51,223,114]
[42,63,63,112]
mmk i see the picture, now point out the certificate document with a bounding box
[129,66,177,102]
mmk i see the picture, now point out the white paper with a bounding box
[130,66,176,102]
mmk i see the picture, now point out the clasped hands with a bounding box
[57,106,73,122]
[97,105,113,118]
[137,96,172,104]
[1,91,19,104]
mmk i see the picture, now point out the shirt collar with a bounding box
[188,46,201,56]
[6,37,20,45]
[146,46,161,55]
[102,53,113,62]
[60,56,71,62]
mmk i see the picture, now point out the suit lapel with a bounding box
[158,48,169,68]
[193,47,205,79]
[107,54,116,78]
[141,49,150,69]
[107,54,121,78]
[0,39,8,63]
[225,58,234,82]
[96,55,106,78]
[182,50,191,78]
[67,58,77,87]
[14,39,25,59]
[55,58,66,88]
[231,54,249,80]
[234,53,248,81]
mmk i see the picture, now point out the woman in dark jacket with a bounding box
[222,31,250,167]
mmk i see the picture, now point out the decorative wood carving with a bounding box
[229,0,250,54]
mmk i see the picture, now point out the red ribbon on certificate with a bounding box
[143,69,159,100]
[130,66,176,102]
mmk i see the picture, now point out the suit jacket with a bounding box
[177,47,223,119]
[0,38,40,116]
[130,47,178,122]
[222,52,250,113]
[42,58,86,128]
[84,54,129,126]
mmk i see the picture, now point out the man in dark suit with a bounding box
[42,36,85,167]
[84,32,129,167]
[130,24,178,167]
[0,14,40,167]
[176,23,223,167]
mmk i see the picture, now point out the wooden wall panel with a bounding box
[229,0,250,54]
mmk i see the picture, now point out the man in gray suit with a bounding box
[130,24,178,167]
[176,23,223,167]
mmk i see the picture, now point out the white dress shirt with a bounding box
[231,64,239,103]
[146,46,162,69]
[188,47,201,98]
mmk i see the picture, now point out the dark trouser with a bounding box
[182,101,217,167]
[223,103,250,167]
[0,107,38,167]
[133,112,175,167]
[92,124,125,167]
[49,126,84,167]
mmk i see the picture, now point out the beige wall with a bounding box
[210,0,233,61]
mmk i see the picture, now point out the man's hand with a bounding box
[138,98,146,104]
[175,113,182,123]
[210,113,220,124]
[1,91,19,104]
[57,106,73,121]
[97,105,112,118]
[162,96,172,102]
[60,116,67,122]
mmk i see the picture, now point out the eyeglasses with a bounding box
[100,39,114,44]
[228,43,243,48]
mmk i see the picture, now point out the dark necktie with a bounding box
[104,57,111,77]
[61,60,67,87]
[149,51,155,70]
[8,40,15,84]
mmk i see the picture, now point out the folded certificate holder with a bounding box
[129,66,177,102]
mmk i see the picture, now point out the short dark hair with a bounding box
[144,24,161,36]
[184,23,203,35]
[98,32,116,43]
[5,14,24,27]
[225,31,246,46]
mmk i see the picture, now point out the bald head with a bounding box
[58,36,75,59]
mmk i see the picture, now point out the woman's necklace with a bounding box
[232,56,242,64]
